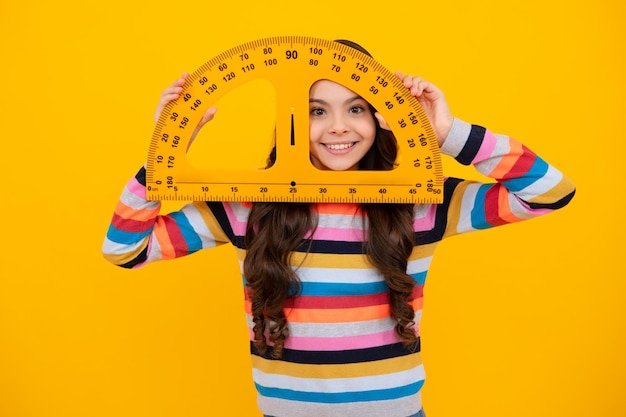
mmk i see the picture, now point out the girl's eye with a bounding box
[310,108,325,116]
[350,106,365,114]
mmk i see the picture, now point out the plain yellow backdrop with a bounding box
[1,1,624,416]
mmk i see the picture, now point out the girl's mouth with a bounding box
[324,142,356,151]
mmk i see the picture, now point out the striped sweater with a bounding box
[102,118,575,417]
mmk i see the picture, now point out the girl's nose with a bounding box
[329,115,349,134]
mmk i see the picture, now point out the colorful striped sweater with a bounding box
[102,118,575,417]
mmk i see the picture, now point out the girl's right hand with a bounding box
[154,72,217,150]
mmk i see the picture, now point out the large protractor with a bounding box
[146,36,443,203]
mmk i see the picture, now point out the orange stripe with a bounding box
[412,296,424,311]
[244,300,391,323]
[153,217,176,259]
[314,203,362,216]
[496,185,525,223]
[286,304,391,322]
[488,139,523,179]
[244,297,424,323]
[114,200,160,221]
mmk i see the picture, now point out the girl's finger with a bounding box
[197,107,218,128]
[162,92,180,103]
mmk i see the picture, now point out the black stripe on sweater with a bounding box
[250,339,420,364]
[414,177,462,245]
[120,245,149,269]
[526,189,576,210]
[456,124,486,165]
[204,202,238,245]
[135,166,147,186]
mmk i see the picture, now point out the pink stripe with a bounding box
[286,329,402,350]
[471,129,498,165]
[518,198,552,216]
[311,226,365,241]
[131,239,154,269]
[413,204,437,232]
[249,328,402,351]
[223,203,248,236]
[127,177,146,199]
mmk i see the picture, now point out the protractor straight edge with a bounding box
[146,36,444,204]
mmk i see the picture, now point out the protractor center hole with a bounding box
[187,79,276,170]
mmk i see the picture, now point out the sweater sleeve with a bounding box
[439,118,575,237]
[102,166,232,268]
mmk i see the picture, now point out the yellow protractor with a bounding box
[146,36,443,203]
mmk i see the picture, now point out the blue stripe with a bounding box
[239,277,387,296]
[299,281,389,296]
[501,156,548,192]
[255,379,424,404]
[469,184,492,230]
[242,274,425,290]
[169,211,203,253]
[410,271,427,285]
[106,224,152,244]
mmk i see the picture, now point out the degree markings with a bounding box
[146,36,443,203]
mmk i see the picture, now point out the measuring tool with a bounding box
[146,36,443,203]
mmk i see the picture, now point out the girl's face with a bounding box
[308,80,376,171]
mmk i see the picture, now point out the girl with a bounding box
[103,42,575,417]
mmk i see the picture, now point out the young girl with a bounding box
[103,41,575,417]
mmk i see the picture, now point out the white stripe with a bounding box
[180,204,221,248]
[317,212,363,229]
[412,203,433,222]
[102,237,145,256]
[119,187,159,211]
[440,118,472,159]
[258,392,422,417]
[508,193,540,219]
[476,134,511,174]
[296,265,383,284]
[406,256,432,275]
[246,316,397,337]
[226,202,251,223]
[456,182,483,233]
[516,164,564,202]
[145,236,162,262]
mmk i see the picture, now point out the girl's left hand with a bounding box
[394,72,454,147]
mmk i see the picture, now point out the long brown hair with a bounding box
[244,40,418,358]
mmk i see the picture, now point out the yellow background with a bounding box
[1,1,624,416]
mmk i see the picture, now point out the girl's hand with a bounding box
[395,72,454,147]
[154,72,217,150]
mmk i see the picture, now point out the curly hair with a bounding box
[243,40,418,358]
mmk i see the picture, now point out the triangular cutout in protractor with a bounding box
[186,78,277,172]
[146,36,443,204]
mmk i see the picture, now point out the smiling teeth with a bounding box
[326,143,355,150]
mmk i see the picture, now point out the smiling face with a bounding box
[308,80,377,171]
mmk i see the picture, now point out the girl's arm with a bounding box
[439,119,575,237]
[101,167,233,268]
[396,73,575,236]
[102,75,227,268]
